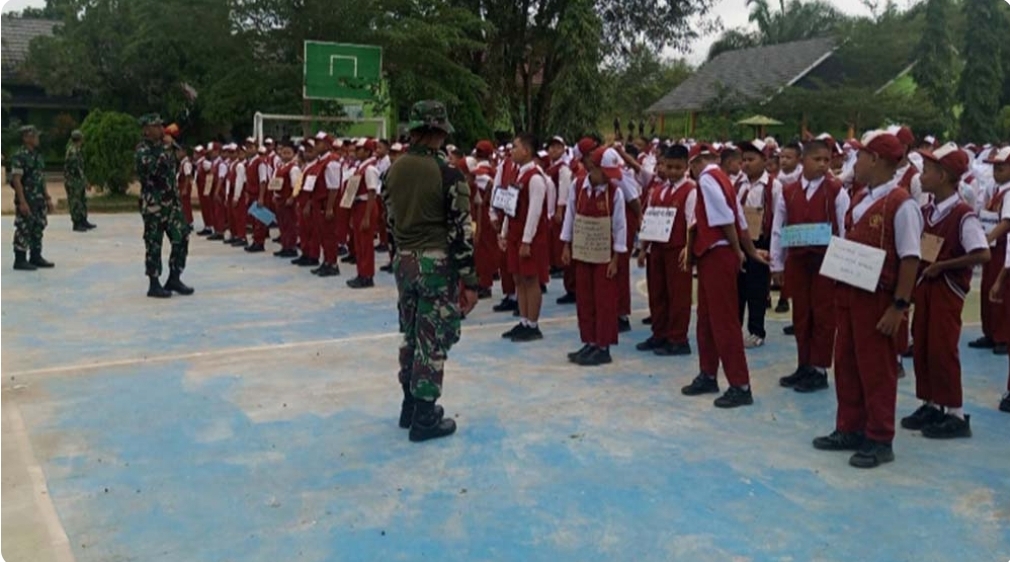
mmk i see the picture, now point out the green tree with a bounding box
[910,0,956,135]
[707,0,847,60]
[79,110,138,195]
[957,0,1004,142]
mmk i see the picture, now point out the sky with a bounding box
[2,0,900,65]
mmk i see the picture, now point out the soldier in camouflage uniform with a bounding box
[135,113,194,298]
[384,100,479,442]
[65,129,95,231]
[9,125,55,271]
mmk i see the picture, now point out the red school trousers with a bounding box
[911,279,965,408]
[231,195,248,239]
[181,188,194,225]
[617,209,640,317]
[214,195,228,234]
[575,260,619,346]
[833,286,898,443]
[351,201,378,277]
[274,196,297,250]
[296,193,320,260]
[981,242,1007,344]
[696,245,750,386]
[647,246,692,345]
[476,210,499,289]
[785,254,837,368]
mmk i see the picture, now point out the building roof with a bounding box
[1,17,59,82]
[647,37,837,114]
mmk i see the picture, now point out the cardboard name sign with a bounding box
[340,176,361,209]
[492,186,520,218]
[743,206,764,240]
[639,207,677,243]
[267,177,283,192]
[302,174,317,193]
[203,175,214,196]
[781,223,832,248]
[572,214,613,264]
[819,236,887,293]
[920,232,944,264]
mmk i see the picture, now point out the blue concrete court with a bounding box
[2,214,1008,562]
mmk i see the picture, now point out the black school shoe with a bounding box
[812,430,864,451]
[568,344,593,362]
[994,344,1009,356]
[635,337,666,351]
[783,324,795,336]
[654,341,691,356]
[511,325,543,342]
[794,370,829,393]
[346,276,374,288]
[681,373,719,396]
[501,323,524,339]
[849,439,894,468]
[999,395,1010,412]
[379,263,394,273]
[477,288,492,299]
[299,257,320,267]
[556,292,576,305]
[274,249,298,257]
[317,264,341,277]
[575,346,612,366]
[340,254,357,264]
[779,366,811,388]
[196,228,212,236]
[921,414,971,439]
[642,316,652,325]
[901,344,914,358]
[900,404,946,430]
[618,318,631,333]
[207,233,224,240]
[775,299,790,313]
[244,243,265,253]
[493,297,518,312]
[714,386,753,408]
[409,400,456,442]
[968,336,995,349]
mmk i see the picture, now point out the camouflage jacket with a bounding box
[64,144,86,184]
[135,139,179,212]
[8,147,46,203]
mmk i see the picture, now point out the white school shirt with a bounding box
[777,165,803,187]
[216,159,228,181]
[984,181,1010,220]
[923,192,988,254]
[324,157,342,191]
[769,175,850,272]
[181,157,193,178]
[736,171,782,210]
[473,160,494,193]
[552,160,573,207]
[850,178,924,259]
[560,175,628,253]
[233,160,247,200]
[257,158,271,188]
[699,164,748,250]
[376,154,391,176]
[501,161,547,244]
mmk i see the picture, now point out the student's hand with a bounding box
[325,208,334,220]
[990,282,1005,304]
[561,244,571,266]
[303,203,311,217]
[498,237,507,252]
[636,251,647,268]
[876,306,904,337]
[460,289,478,315]
[285,197,294,207]
[737,249,747,270]
[679,247,690,272]
[519,243,531,259]
[751,249,770,265]
[361,217,371,231]
[553,211,564,225]
[771,272,784,287]
[258,197,265,207]
[606,257,619,279]
[922,263,944,279]
[18,200,30,216]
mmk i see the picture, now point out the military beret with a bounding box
[138,113,164,126]
[19,125,40,136]
[70,129,84,140]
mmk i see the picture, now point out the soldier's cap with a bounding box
[919,142,969,178]
[70,129,84,140]
[407,100,454,134]
[19,125,40,136]
[138,113,164,127]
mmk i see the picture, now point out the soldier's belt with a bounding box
[398,248,448,259]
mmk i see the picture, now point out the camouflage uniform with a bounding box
[136,135,190,277]
[385,102,478,403]
[64,138,88,226]
[10,143,48,253]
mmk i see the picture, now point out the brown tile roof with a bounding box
[1,17,59,82]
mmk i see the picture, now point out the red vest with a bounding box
[845,188,911,292]
[920,200,976,296]
[176,158,191,194]
[506,166,549,244]
[499,159,520,187]
[225,160,238,199]
[300,157,328,202]
[574,178,617,219]
[275,161,296,199]
[782,176,843,259]
[693,167,743,257]
[352,156,377,198]
[245,157,261,196]
[736,176,775,241]
[986,184,1010,253]
[897,166,917,192]
[648,178,694,249]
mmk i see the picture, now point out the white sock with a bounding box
[947,407,964,419]
[528,320,538,329]
[619,315,629,321]
[520,318,530,327]
[926,401,942,411]
[507,294,517,302]
[813,367,827,375]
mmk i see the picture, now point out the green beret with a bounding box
[138,113,164,127]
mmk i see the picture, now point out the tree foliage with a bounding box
[910,0,957,135]
[78,109,138,195]
[707,0,847,61]
[957,0,1005,143]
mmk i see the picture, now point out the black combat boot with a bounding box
[164,271,194,295]
[29,250,54,268]
[147,276,172,298]
[84,220,97,230]
[399,383,443,429]
[409,399,456,442]
[13,251,36,271]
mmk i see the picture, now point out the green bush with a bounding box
[79,110,139,195]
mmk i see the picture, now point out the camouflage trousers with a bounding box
[13,198,47,253]
[142,201,190,277]
[66,179,88,225]
[395,249,462,401]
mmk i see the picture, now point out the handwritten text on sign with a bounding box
[819,236,886,292]
[340,176,361,209]
[781,223,832,247]
[572,215,613,264]
[639,207,677,243]
[492,187,519,218]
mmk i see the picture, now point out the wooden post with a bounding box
[659,114,665,136]
[689,111,697,136]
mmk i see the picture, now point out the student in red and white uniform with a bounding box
[490,151,520,313]
[605,147,643,333]
[813,130,923,469]
[988,228,1010,414]
[468,141,498,298]
[681,144,766,409]
[499,133,550,342]
[308,136,344,276]
[735,140,783,348]
[777,142,804,186]
[373,139,392,252]
[770,139,849,393]
[346,138,381,288]
[270,139,301,258]
[193,144,215,236]
[900,143,990,439]
[555,137,599,306]
[292,139,322,268]
[239,141,265,251]
[970,146,1010,355]
[545,136,573,285]
[176,145,195,227]
[226,142,251,247]
[560,145,628,366]
[628,144,696,356]
[219,144,241,245]
[632,136,657,175]
[208,144,231,240]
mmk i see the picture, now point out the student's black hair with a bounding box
[514,132,540,154]
[738,142,765,158]
[378,138,390,147]
[624,143,640,158]
[801,139,831,155]
[720,148,741,163]
[782,141,802,154]
[663,145,689,161]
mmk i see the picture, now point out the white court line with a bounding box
[3,398,77,562]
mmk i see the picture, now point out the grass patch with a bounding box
[71,192,141,214]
